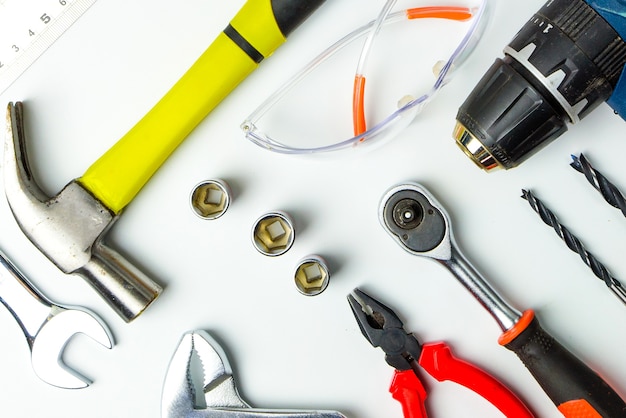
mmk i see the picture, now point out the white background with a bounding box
[1,1,626,417]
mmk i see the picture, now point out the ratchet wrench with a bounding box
[379,182,626,417]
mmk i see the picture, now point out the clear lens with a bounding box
[242,1,490,154]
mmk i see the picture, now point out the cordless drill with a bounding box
[454,0,626,171]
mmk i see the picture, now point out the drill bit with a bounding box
[521,189,626,305]
[570,153,626,218]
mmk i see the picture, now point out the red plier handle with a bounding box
[390,369,428,418]
[390,342,534,418]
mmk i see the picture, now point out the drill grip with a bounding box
[501,310,626,417]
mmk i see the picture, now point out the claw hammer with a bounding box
[4,0,326,322]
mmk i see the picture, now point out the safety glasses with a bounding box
[241,0,491,154]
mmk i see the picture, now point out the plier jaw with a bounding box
[348,288,422,372]
[347,288,535,418]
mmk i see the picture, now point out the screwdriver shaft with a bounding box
[571,153,626,217]
[522,189,626,305]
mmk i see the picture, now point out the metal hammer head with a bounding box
[4,102,162,322]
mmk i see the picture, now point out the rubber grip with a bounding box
[419,342,534,418]
[79,0,325,214]
[503,312,626,417]
[389,369,428,418]
[80,33,257,214]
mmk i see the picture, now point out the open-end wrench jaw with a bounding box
[4,102,162,322]
[0,249,113,389]
[162,330,346,418]
[31,308,114,389]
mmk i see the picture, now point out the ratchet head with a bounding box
[162,330,346,418]
[379,182,523,332]
[379,183,452,260]
[348,288,422,371]
[31,307,114,389]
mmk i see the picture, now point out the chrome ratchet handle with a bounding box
[379,183,522,331]
[442,245,522,332]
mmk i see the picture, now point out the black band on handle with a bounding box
[223,24,265,63]
[505,316,626,416]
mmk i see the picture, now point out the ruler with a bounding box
[0,0,97,94]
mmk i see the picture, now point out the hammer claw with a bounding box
[5,102,47,201]
[4,102,49,224]
[4,102,162,322]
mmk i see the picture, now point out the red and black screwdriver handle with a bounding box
[499,310,626,417]
[389,341,534,418]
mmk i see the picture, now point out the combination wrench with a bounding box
[379,182,626,417]
[0,248,113,389]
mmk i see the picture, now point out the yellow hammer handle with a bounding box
[79,0,325,214]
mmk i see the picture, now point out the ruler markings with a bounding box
[0,0,97,94]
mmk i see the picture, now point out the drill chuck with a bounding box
[454,0,626,171]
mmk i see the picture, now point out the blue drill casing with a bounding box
[586,0,626,119]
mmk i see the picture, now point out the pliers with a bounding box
[347,288,535,418]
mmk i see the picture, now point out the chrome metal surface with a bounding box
[4,102,162,322]
[162,330,346,418]
[441,246,521,331]
[379,182,522,332]
[294,255,330,296]
[251,211,295,257]
[190,179,231,220]
[452,121,501,171]
[0,249,113,388]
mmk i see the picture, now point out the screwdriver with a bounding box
[379,182,626,417]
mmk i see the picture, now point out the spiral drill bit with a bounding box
[571,153,626,218]
[521,189,626,305]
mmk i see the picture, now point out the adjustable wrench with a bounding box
[379,182,626,417]
[4,0,325,322]
[162,330,346,418]
[0,248,113,389]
